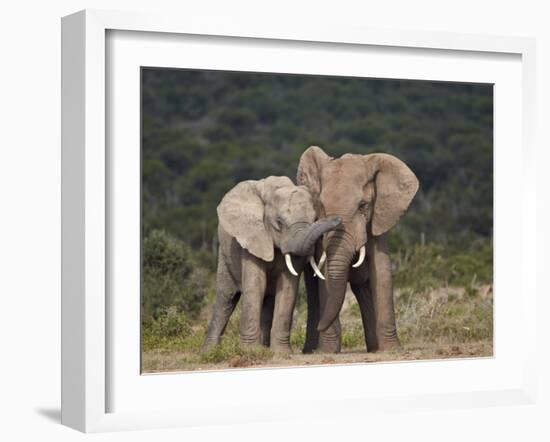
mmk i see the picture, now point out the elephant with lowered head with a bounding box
[297,146,419,353]
[202,176,341,354]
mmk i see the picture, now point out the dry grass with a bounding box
[141,283,493,373]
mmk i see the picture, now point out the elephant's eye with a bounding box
[274,217,284,231]
[359,200,368,209]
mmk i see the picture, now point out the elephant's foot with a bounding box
[270,334,292,355]
[240,339,263,350]
[240,326,262,348]
[367,336,401,353]
[271,344,292,356]
[377,338,401,352]
[316,334,341,354]
[200,337,220,353]
[316,343,341,354]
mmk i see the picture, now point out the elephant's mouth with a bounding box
[283,252,330,280]
[312,243,366,276]
[282,216,342,277]
[283,253,329,280]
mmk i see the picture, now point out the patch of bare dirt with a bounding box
[142,340,492,373]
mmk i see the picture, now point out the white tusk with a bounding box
[318,251,327,269]
[309,256,326,280]
[285,253,299,276]
[352,245,366,268]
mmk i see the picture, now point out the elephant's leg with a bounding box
[271,270,300,354]
[202,290,240,352]
[303,265,320,353]
[260,295,275,347]
[317,280,342,353]
[202,254,240,352]
[367,235,400,351]
[239,252,267,347]
[350,282,378,352]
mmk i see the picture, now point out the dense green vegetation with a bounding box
[142,69,493,250]
[141,68,493,364]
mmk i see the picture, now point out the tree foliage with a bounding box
[142,69,493,251]
[142,229,212,322]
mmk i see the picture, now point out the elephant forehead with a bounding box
[275,188,316,219]
[322,157,366,184]
[274,186,311,203]
[321,159,367,206]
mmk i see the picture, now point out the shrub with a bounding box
[142,229,211,322]
[149,306,191,338]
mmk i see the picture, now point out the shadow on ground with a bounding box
[35,408,61,423]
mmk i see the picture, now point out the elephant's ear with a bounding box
[217,180,274,262]
[363,153,419,236]
[296,146,332,197]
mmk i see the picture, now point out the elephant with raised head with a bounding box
[297,146,419,353]
[202,176,341,354]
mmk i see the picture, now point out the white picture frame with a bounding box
[61,9,537,433]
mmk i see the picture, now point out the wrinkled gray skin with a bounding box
[297,146,419,353]
[202,176,341,354]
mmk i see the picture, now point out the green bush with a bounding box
[142,229,211,322]
[149,306,191,338]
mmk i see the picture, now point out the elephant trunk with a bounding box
[317,231,355,332]
[286,216,342,257]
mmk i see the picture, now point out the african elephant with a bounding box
[202,176,341,354]
[297,146,419,353]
